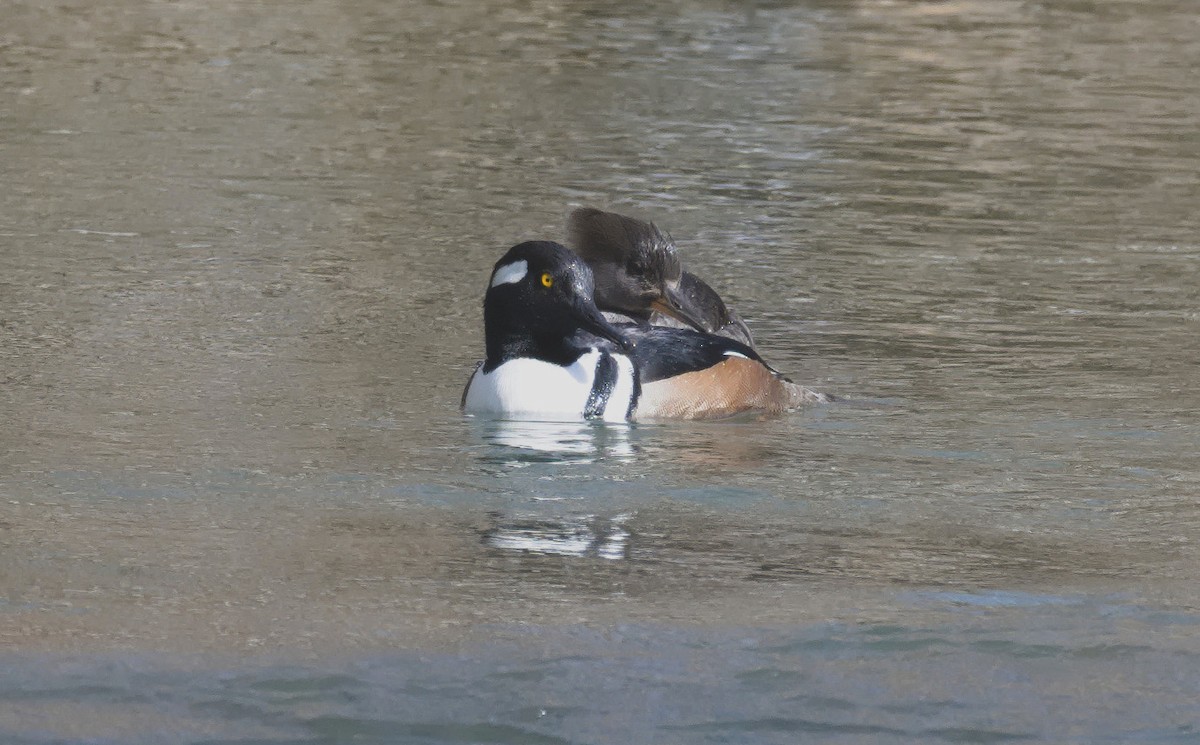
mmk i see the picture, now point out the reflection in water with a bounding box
[472,419,636,560]
[471,416,637,463]
[483,511,631,560]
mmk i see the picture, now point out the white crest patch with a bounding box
[490,259,528,288]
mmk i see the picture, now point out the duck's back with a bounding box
[622,326,824,420]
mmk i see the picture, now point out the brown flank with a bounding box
[636,356,824,420]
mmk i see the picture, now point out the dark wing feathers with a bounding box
[618,324,776,384]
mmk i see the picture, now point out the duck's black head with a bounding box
[482,240,632,368]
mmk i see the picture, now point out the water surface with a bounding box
[2,0,1199,742]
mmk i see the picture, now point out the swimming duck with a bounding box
[461,240,825,421]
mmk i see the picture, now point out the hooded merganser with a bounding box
[567,207,755,348]
[461,240,639,422]
[462,240,825,421]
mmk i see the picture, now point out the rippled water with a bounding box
[3,0,1199,742]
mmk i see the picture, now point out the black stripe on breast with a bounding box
[626,370,641,420]
[584,353,618,419]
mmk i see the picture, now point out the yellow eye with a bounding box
[540,273,554,288]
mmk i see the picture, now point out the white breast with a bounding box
[604,354,637,421]
[463,350,635,422]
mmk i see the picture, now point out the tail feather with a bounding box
[784,380,831,407]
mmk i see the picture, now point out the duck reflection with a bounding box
[470,415,801,471]
[482,511,631,560]
[471,417,638,464]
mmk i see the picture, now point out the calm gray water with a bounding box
[3,0,1199,742]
